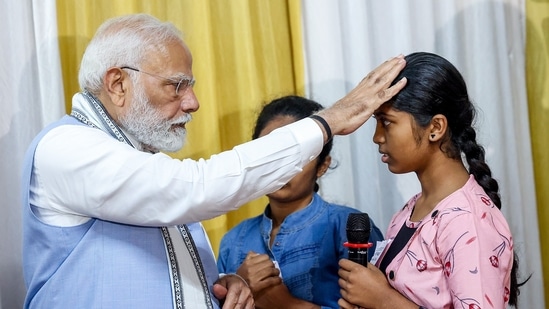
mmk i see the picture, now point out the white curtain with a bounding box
[302,0,544,308]
[0,0,64,308]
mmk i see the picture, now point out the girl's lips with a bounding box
[381,153,389,163]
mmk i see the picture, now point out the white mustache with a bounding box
[170,113,192,126]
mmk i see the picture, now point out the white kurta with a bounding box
[31,93,323,227]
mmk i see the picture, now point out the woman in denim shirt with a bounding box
[217,96,384,309]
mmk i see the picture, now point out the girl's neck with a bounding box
[412,159,469,221]
[268,195,313,248]
[268,195,314,228]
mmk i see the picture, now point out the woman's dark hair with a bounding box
[389,52,528,307]
[252,95,333,192]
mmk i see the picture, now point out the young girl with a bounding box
[338,52,526,309]
[217,95,384,309]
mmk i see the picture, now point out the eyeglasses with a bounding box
[120,66,195,97]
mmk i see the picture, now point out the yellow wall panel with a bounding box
[526,0,549,302]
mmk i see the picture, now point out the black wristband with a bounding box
[309,115,332,141]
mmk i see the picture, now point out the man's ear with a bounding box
[428,114,448,142]
[103,67,128,107]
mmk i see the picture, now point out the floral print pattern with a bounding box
[377,175,513,308]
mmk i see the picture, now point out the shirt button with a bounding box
[275,242,281,246]
[431,210,439,218]
[388,270,395,280]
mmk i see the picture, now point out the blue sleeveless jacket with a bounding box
[21,116,218,308]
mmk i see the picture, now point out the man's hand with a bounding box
[315,55,407,140]
[213,273,255,309]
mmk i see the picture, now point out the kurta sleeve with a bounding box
[32,118,324,226]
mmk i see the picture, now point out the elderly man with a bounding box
[21,13,406,309]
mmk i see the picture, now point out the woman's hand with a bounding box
[338,259,420,309]
[338,259,391,308]
[236,251,282,294]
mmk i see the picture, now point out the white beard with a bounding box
[118,83,191,153]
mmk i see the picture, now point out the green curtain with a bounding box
[55,0,305,256]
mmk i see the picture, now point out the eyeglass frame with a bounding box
[120,66,195,96]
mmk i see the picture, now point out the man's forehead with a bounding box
[142,41,193,76]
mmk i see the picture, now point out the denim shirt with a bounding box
[217,193,384,308]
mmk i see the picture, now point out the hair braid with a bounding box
[458,126,501,209]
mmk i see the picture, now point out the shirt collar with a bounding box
[261,192,326,232]
[71,92,144,151]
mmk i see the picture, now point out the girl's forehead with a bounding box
[374,103,397,115]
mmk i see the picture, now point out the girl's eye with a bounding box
[375,116,390,127]
[373,114,391,127]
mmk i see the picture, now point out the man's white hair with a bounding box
[78,14,184,95]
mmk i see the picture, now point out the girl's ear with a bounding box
[428,114,448,142]
[316,155,332,178]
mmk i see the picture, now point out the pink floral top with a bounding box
[376,175,513,309]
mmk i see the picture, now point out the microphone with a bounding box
[344,213,373,267]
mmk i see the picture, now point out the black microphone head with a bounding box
[346,213,371,244]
